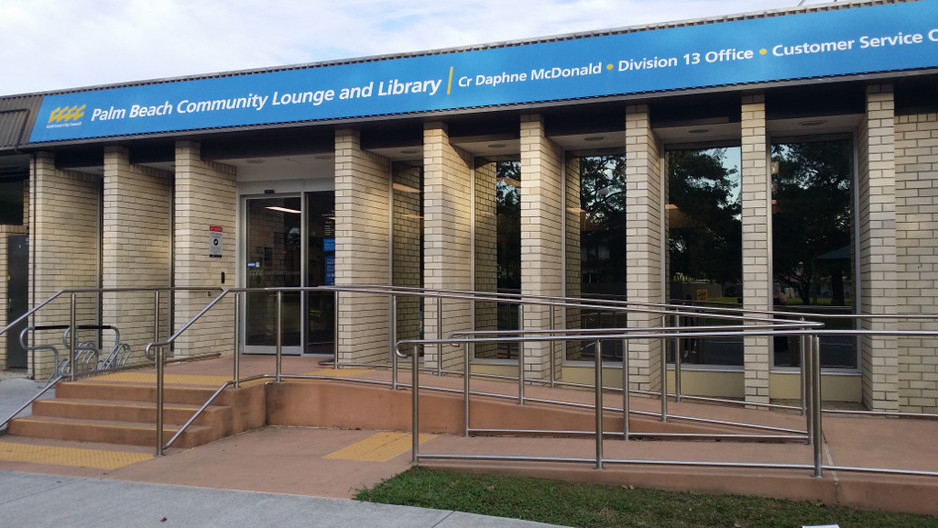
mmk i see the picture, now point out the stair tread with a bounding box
[36,398,226,411]
[12,415,212,432]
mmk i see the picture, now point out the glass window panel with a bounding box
[495,160,521,360]
[666,147,743,367]
[772,139,857,369]
[567,155,628,362]
[245,196,302,348]
[305,191,335,354]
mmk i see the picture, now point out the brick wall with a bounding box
[520,114,564,379]
[392,162,423,343]
[858,85,900,412]
[102,146,172,366]
[895,111,938,413]
[474,160,498,360]
[625,105,663,392]
[564,156,581,365]
[30,153,101,378]
[173,141,236,358]
[423,123,474,371]
[335,129,391,365]
[740,95,771,404]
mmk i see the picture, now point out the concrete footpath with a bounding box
[0,471,565,528]
[0,374,567,528]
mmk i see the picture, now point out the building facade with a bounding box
[1,0,937,412]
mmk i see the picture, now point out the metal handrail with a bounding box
[0,286,221,440]
[0,374,62,432]
[397,324,938,479]
[121,282,938,478]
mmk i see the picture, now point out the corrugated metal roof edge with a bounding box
[0,0,899,101]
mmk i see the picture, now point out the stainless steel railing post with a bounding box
[233,292,240,389]
[518,304,525,406]
[812,335,823,478]
[392,295,399,390]
[436,293,443,377]
[156,345,165,456]
[153,291,161,348]
[622,337,629,442]
[69,294,77,382]
[412,343,420,465]
[549,305,556,389]
[595,340,604,469]
[660,331,668,423]
[464,342,471,437]
[275,291,283,383]
[800,318,808,417]
[388,293,397,391]
[674,312,682,403]
[805,334,815,446]
[333,290,339,370]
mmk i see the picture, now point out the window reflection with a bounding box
[667,147,743,367]
[496,161,521,360]
[772,139,857,369]
[567,155,628,362]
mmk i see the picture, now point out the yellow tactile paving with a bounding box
[0,440,152,470]
[324,432,434,462]
[89,372,232,386]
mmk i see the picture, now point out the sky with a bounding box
[0,0,836,96]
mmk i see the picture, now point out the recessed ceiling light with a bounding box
[487,143,506,149]
[688,128,710,134]
[799,120,827,127]
[584,136,605,142]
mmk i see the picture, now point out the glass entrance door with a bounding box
[305,191,335,354]
[242,192,335,355]
[243,196,302,354]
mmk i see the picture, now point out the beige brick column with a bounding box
[625,105,663,392]
[564,156,581,364]
[858,85,899,412]
[30,152,101,378]
[423,123,473,371]
[520,114,564,379]
[335,129,391,365]
[895,112,938,413]
[474,160,498,359]
[392,162,423,343]
[102,146,172,365]
[173,141,236,358]
[741,95,771,405]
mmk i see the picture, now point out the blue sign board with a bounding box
[28,1,938,143]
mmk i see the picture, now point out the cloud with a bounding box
[0,0,820,95]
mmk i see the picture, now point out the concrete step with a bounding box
[31,398,231,426]
[54,381,218,406]
[7,415,217,448]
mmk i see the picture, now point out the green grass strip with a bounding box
[355,467,938,528]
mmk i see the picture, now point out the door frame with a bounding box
[240,193,305,355]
